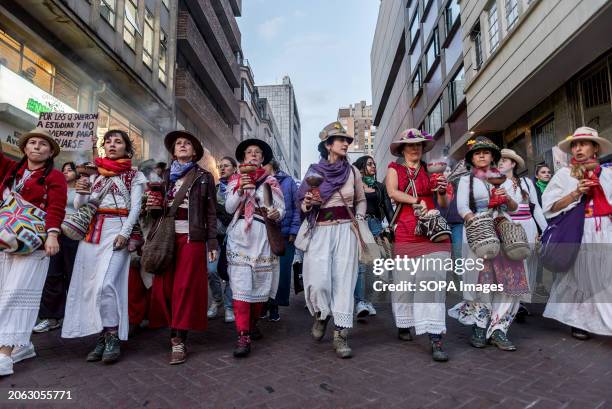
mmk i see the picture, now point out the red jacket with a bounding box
[0,152,67,231]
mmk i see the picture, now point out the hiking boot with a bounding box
[86,334,106,362]
[571,327,590,341]
[489,330,517,351]
[470,325,487,348]
[169,337,186,365]
[398,328,413,341]
[233,331,251,358]
[311,315,330,341]
[431,340,449,362]
[333,328,352,359]
[102,332,121,363]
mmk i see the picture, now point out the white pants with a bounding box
[303,222,358,329]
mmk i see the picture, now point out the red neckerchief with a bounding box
[571,158,612,217]
[95,157,132,177]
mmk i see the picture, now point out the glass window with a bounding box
[158,30,167,85]
[448,66,465,113]
[143,9,154,68]
[488,2,500,53]
[505,0,518,29]
[53,72,79,109]
[471,23,483,69]
[425,29,440,73]
[0,30,21,73]
[21,46,55,93]
[242,79,252,103]
[409,10,420,46]
[445,0,460,34]
[100,0,116,27]
[412,65,422,97]
[427,99,443,134]
[123,0,138,50]
[532,116,555,168]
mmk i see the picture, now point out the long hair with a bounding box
[352,155,374,175]
[2,156,54,191]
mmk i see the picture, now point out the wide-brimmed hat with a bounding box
[465,136,501,165]
[164,130,204,162]
[18,127,61,158]
[557,127,611,156]
[235,138,273,165]
[318,121,353,150]
[390,128,434,157]
[500,148,525,172]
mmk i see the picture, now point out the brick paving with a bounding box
[2,294,612,409]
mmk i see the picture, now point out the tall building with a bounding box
[258,76,302,178]
[175,0,242,174]
[371,0,466,171]
[457,0,612,171]
[238,59,289,172]
[338,101,377,163]
[0,0,178,164]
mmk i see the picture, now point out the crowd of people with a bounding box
[0,122,609,376]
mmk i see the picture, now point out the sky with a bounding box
[238,0,381,177]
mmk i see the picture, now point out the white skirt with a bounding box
[513,216,539,303]
[543,216,612,335]
[62,218,130,340]
[226,218,279,303]
[302,222,358,329]
[0,251,49,346]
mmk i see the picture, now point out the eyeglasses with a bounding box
[245,149,263,155]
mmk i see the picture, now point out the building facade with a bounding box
[258,76,302,179]
[371,0,466,172]
[458,0,612,172]
[338,101,377,163]
[175,0,242,175]
[0,0,178,165]
[238,60,289,172]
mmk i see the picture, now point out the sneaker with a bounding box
[489,329,517,351]
[268,305,280,322]
[311,315,331,341]
[169,337,186,365]
[33,318,61,333]
[11,342,36,363]
[86,334,106,362]
[355,301,369,318]
[431,340,449,362]
[233,331,251,358]
[470,325,487,348]
[398,328,413,341]
[260,303,269,320]
[0,354,13,376]
[224,309,235,323]
[207,302,221,319]
[365,302,377,316]
[333,328,352,359]
[102,332,121,363]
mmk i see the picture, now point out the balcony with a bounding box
[175,67,239,156]
[177,10,239,124]
[211,0,241,53]
[228,0,241,16]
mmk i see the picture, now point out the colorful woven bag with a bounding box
[0,192,47,255]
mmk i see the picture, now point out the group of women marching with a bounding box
[0,122,610,376]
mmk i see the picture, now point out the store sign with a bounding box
[0,65,76,117]
[0,122,25,158]
[37,112,98,151]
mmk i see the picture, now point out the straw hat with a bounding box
[464,136,501,165]
[557,127,611,156]
[164,130,204,162]
[18,128,61,158]
[500,148,525,172]
[389,128,435,157]
[235,138,273,165]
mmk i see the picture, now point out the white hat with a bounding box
[557,127,611,156]
[500,148,525,172]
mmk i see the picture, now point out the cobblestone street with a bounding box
[2,295,612,409]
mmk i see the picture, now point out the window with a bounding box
[448,66,465,113]
[97,102,144,161]
[427,99,443,134]
[581,65,610,108]
[425,29,440,73]
[488,2,500,52]
[412,65,422,98]
[143,9,154,68]
[0,29,20,72]
[100,0,116,27]
[445,0,460,34]
[409,10,420,46]
[470,23,483,69]
[123,0,138,50]
[242,79,252,103]
[53,72,79,109]
[158,30,167,85]
[532,116,555,168]
[505,0,519,29]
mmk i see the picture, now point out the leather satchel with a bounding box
[141,169,196,274]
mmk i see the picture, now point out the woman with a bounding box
[207,156,236,323]
[34,162,80,333]
[62,130,146,364]
[352,155,393,319]
[386,129,451,362]
[0,128,67,376]
[542,127,612,340]
[225,138,284,358]
[534,164,552,208]
[298,121,365,359]
[498,149,547,307]
[448,136,527,351]
[148,130,218,365]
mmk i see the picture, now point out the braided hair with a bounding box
[468,173,477,214]
[511,167,529,202]
[1,155,54,191]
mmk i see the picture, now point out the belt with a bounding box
[316,206,353,222]
[238,215,265,224]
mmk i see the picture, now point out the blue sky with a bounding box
[238,0,380,177]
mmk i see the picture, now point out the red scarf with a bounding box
[95,157,132,177]
[571,158,612,217]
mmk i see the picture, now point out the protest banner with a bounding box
[36,112,98,151]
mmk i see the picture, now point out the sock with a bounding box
[233,300,251,332]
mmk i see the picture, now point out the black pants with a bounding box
[38,236,79,319]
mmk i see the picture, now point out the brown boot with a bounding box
[169,337,186,365]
